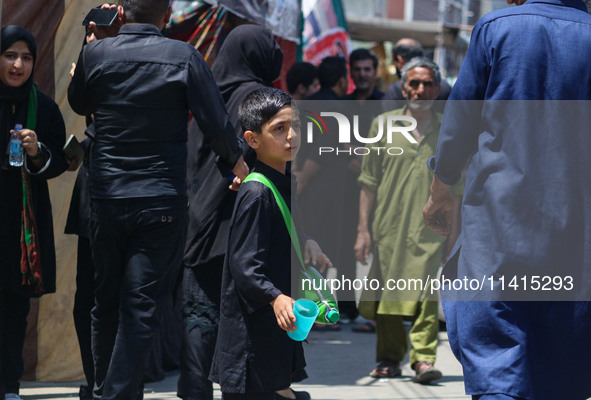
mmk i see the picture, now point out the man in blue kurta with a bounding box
[423,0,591,399]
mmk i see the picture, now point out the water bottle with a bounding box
[9,123,23,167]
[300,265,340,324]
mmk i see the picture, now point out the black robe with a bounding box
[210,161,306,394]
[0,90,67,296]
[0,27,67,296]
[183,24,283,268]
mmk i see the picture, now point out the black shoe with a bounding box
[79,385,93,400]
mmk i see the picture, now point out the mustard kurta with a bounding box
[358,107,457,316]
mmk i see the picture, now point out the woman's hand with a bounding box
[14,128,40,157]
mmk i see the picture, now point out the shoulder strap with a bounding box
[243,172,305,269]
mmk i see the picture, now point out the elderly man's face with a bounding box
[402,67,441,110]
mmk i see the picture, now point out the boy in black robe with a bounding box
[210,88,330,400]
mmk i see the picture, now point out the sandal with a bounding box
[412,361,442,384]
[369,360,401,378]
[352,320,376,333]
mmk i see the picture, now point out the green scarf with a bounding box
[19,85,43,293]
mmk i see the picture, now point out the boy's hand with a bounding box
[304,239,333,273]
[270,294,296,333]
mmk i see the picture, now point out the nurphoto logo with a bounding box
[303,110,418,156]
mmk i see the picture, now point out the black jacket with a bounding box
[68,23,241,200]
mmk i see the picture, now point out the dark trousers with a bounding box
[473,396,523,399]
[90,196,187,400]
[73,236,95,395]
[177,258,223,400]
[0,288,30,397]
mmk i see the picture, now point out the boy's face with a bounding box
[246,106,300,174]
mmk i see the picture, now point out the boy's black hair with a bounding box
[239,87,292,133]
[286,62,318,94]
[317,56,347,89]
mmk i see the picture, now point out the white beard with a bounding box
[407,99,434,111]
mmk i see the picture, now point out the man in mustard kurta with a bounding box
[355,57,462,384]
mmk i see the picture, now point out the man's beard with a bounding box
[407,99,434,111]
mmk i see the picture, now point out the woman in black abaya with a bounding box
[0,26,68,399]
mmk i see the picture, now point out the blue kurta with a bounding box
[428,0,591,398]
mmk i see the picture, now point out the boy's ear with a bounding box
[244,130,259,149]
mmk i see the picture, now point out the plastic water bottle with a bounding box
[300,265,340,324]
[9,123,23,167]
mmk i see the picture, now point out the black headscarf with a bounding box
[0,25,37,102]
[0,26,37,166]
[212,24,283,106]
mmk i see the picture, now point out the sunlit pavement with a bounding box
[21,322,469,400]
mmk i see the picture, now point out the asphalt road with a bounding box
[20,321,470,400]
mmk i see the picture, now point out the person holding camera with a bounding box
[68,1,248,399]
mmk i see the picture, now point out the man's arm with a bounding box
[354,183,376,264]
[444,195,462,258]
[424,22,490,237]
[303,239,333,273]
[68,49,90,116]
[68,4,123,116]
[423,176,455,236]
[427,21,489,185]
[354,116,383,264]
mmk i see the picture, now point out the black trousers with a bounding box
[73,236,95,395]
[90,196,187,400]
[177,257,223,400]
[0,288,30,397]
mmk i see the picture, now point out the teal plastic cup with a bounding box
[287,299,319,341]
